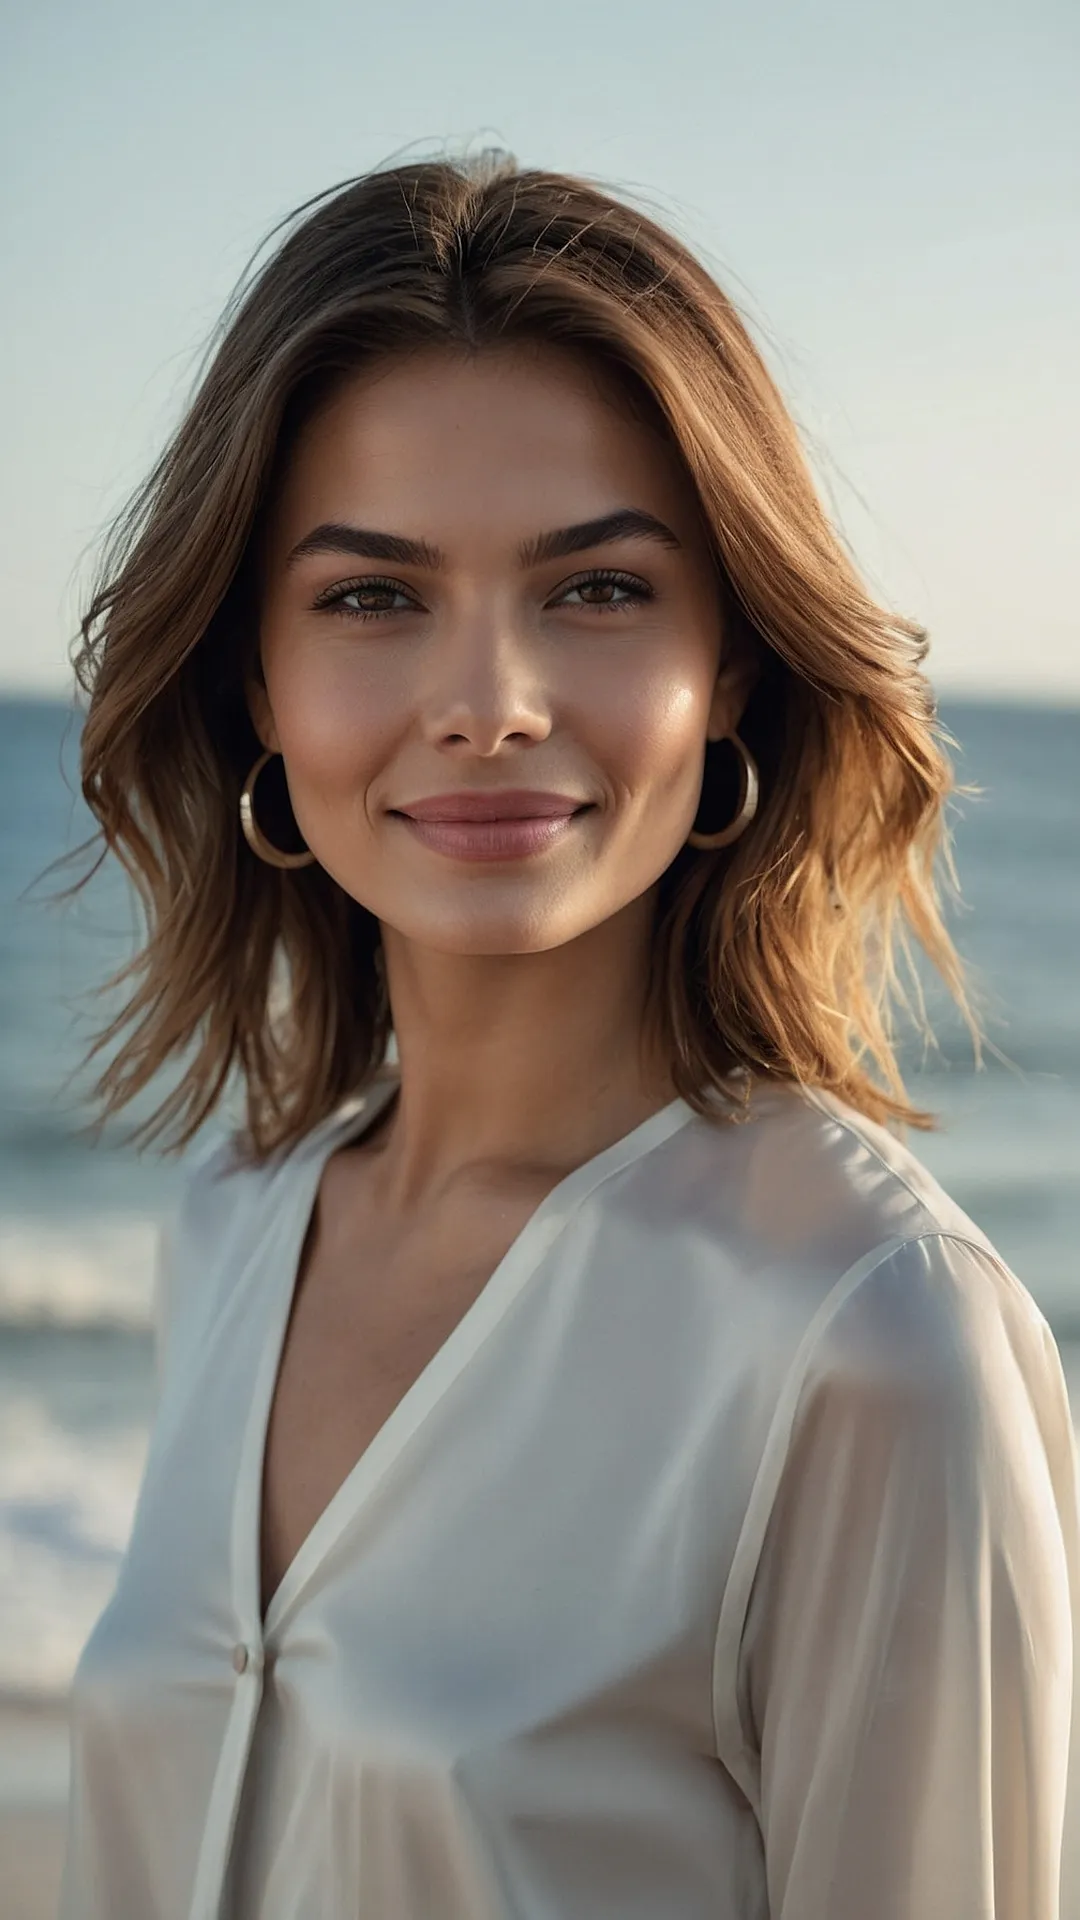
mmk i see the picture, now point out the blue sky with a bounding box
[3,0,1077,698]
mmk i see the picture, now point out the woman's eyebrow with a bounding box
[284,524,441,571]
[520,509,682,566]
[283,507,682,573]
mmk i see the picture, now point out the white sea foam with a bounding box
[0,1214,163,1331]
[0,1390,149,1695]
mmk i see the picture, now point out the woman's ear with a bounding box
[706,639,762,742]
[244,672,280,756]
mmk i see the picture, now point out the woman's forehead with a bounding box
[264,343,703,558]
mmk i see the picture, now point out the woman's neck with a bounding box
[371,889,676,1214]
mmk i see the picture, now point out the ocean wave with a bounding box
[0,1215,161,1333]
[0,1391,149,1696]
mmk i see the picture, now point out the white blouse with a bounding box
[61,1070,1080,1920]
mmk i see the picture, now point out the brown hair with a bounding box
[55,149,981,1163]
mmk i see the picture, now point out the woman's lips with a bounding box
[392,808,592,861]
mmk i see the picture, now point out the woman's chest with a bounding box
[75,1180,768,1779]
[258,1182,549,1619]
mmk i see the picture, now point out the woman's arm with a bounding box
[739,1233,1080,1919]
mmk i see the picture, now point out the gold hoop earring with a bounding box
[239,750,317,869]
[686,729,759,850]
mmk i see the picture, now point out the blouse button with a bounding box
[232,1642,250,1674]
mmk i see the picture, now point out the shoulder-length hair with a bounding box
[59,150,980,1163]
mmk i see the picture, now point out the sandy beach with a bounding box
[0,1697,67,1919]
[0,1805,65,1920]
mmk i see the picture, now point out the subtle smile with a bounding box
[389,791,595,862]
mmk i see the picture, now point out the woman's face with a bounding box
[251,340,755,956]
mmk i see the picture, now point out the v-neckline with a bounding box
[237,1076,696,1643]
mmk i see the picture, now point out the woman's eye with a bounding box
[312,568,653,622]
[555,571,652,613]
[314,579,415,620]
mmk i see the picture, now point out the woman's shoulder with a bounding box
[175,1066,398,1216]
[167,1102,338,1243]
[709,1088,1077,1763]
[151,1072,397,1368]
[666,1073,1060,1392]
[681,1072,1001,1276]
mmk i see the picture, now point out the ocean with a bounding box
[1,693,1078,1702]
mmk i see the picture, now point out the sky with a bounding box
[2,0,1077,701]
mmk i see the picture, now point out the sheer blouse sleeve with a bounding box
[738,1232,1080,1920]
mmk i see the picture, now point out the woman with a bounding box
[59,153,1078,1918]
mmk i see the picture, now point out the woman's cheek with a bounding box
[269,666,395,794]
[602,667,705,783]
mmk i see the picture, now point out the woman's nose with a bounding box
[417,613,554,754]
